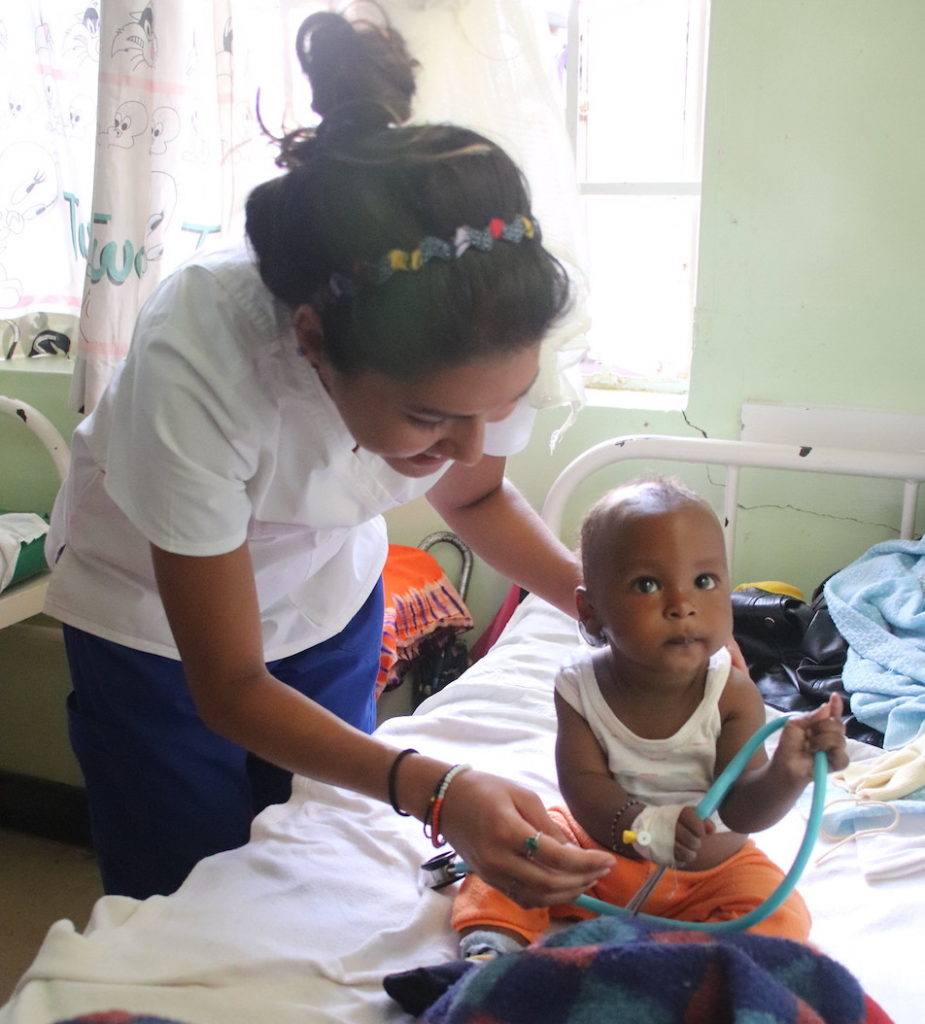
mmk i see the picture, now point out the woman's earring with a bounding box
[578,621,606,647]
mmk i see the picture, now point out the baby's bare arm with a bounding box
[717,672,848,833]
[555,692,641,855]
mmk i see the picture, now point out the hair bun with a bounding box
[296,12,357,84]
[295,11,418,128]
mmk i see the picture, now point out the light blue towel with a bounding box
[824,536,925,749]
[796,778,925,836]
[822,798,925,836]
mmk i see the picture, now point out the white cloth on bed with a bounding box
[2,598,922,1024]
[832,736,925,801]
[855,816,925,881]
[0,512,47,591]
[814,788,925,882]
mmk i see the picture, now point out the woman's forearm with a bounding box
[202,667,448,819]
[436,479,580,617]
[151,542,450,820]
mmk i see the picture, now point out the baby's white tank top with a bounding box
[555,647,732,824]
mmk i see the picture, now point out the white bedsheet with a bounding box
[3,597,922,1024]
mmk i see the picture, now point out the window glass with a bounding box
[538,0,710,393]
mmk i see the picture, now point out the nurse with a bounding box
[44,12,614,901]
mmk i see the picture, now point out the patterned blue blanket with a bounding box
[420,918,894,1024]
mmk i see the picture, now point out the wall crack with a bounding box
[734,501,898,535]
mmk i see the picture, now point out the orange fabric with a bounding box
[377,544,472,698]
[451,806,811,944]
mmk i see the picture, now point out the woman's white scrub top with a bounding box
[45,247,536,661]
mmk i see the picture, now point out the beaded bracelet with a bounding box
[424,762,472,848]
[387,748,419,817]
[609,798,644,852]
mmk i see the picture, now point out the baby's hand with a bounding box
[673,805,714,866]
[771,694,850,785]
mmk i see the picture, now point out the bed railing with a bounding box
[0,396,71,628]
[541,434,925,564]
[0,395,71,482]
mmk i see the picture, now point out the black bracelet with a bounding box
[387,748,419,817]
[610,798,644,852]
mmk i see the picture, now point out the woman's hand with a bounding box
[438,769,614,908]
[725,636,749,675]
[770,693,850,785]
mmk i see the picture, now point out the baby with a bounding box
[453,478,848,957]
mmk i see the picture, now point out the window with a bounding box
[542,0,711,395]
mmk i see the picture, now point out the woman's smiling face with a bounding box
[303,333,541,478]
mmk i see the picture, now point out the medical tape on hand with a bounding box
[630,803,687,866]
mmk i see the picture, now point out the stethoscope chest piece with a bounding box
[421,849,468,890]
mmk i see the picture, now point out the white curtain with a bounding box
[0,4,98,355]
[69,0,305,411]
[379,0,589,435]
[3,0,586,425]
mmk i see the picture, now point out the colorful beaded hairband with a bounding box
[329,214,537,298]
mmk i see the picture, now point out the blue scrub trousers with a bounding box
[64,579,384,900]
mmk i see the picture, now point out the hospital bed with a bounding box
[0,396,70,630]
[2,434,923,1024]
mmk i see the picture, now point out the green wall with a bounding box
[3,0,925,784]
[0,364,81,516]
[390,0,925,629]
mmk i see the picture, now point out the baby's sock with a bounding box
[460,929,526,961]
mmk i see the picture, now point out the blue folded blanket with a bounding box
[421,917,893,1024]
[824,537,925,748]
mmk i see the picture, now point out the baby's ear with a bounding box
[576,587,606,647]
[293,304,325,363]
[578,621,607,647]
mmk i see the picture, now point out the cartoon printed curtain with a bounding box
[1,1,312,410]
[67,0,305,411]
[2,0,587,421]
[0,4,98,357]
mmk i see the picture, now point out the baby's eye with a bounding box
[695,574,717,590]
[633,577,659,594]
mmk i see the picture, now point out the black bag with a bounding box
[732,584,883,747]
[411,632,470,707]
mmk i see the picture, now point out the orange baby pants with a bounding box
[451,806,811,944]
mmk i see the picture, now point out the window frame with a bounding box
[558,0,711,397]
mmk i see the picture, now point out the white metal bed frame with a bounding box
[1,428,921,627]
[542,434,925,562]
[0,395,71,629]
[1,433,923,1024]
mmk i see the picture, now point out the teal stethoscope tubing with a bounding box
[461,714,828,933]
[575,714,827,931]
